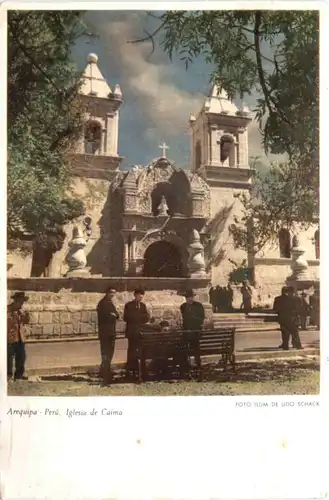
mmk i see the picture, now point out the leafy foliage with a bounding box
[142,11,319,248]
[228,259,251,284]
[7,11,87,251]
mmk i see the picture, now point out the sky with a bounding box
[72,11,269,171]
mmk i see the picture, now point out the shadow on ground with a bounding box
[38,357,319,386]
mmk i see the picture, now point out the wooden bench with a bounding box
[137,330,195,382]
[198,328,236,374]
[137,327,236,382]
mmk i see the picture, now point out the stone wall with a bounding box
[7,248,33,278]
[254,258,320,305]
[208,185,247,285]
[7,277,212,340]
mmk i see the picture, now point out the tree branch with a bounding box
[128,20,166,55]
[10,31,63,97]
[254,12,275,115]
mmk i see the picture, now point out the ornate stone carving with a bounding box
[138,192,152,213]
[190,173,211,217]
[115,158,210,220]
[124,194,137,211]
[110,171,125,192]
[187,229,206,277]
[66,225,88,273]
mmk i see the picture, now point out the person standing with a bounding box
[240,280,253,313]
[227,283,234,312]
[214,285,221,313]
[97,287,119,384]
[123,289,151,377]
[7,292,30,381]
[273,286,302,350]
[287,287,303,348]
[153,320,171,377]
[273,286,289,349]
[310,289,320,328]
[180,289,205,372]
[209,285,216,313]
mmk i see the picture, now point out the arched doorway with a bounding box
[143,241,183,277]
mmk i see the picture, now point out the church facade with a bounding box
[8,53,319,302]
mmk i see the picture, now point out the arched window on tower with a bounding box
[279,229,291,258]
[195,140,201,171]
[220,135,235,167]
[84,121,102,154]
[314,229,320,259]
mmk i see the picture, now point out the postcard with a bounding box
[1,2,328,499]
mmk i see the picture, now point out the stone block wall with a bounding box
[7,279,213,340]
[7,248,33,278]
[208,185,247,284]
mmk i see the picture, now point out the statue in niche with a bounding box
[157,195,169,216]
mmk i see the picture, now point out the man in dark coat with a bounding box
[273,286,302,350]
[209,285,216,312]
[7,292,30,381]
[310,289,320,328]
[123,289,151,377]
[97,287,119,384]
[180,289,205,371]
[214,285,221,313]
[240,280,253,313]
[227,283,234,311]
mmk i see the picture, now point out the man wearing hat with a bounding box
[97,287,119,384]
[273,286,302,350]
[180,289,205,371]
[7,292,30,381]
[123,289,151,377]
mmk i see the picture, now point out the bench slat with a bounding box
[200,341,233,347]
[200,334,234,340]
[200,347,234,354]
[136,327,236,381]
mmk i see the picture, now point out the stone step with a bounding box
[213,320,273,327]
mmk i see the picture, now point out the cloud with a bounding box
[86,11,274,164]
[87,12,204,139]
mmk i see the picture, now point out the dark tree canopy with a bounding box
[7,11,87,249]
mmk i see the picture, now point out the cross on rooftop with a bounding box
[159,142,169,158]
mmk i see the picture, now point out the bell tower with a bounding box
[189,85,253,188]
[73,53,123,180]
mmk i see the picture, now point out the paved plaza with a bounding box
[24,328,319,376]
